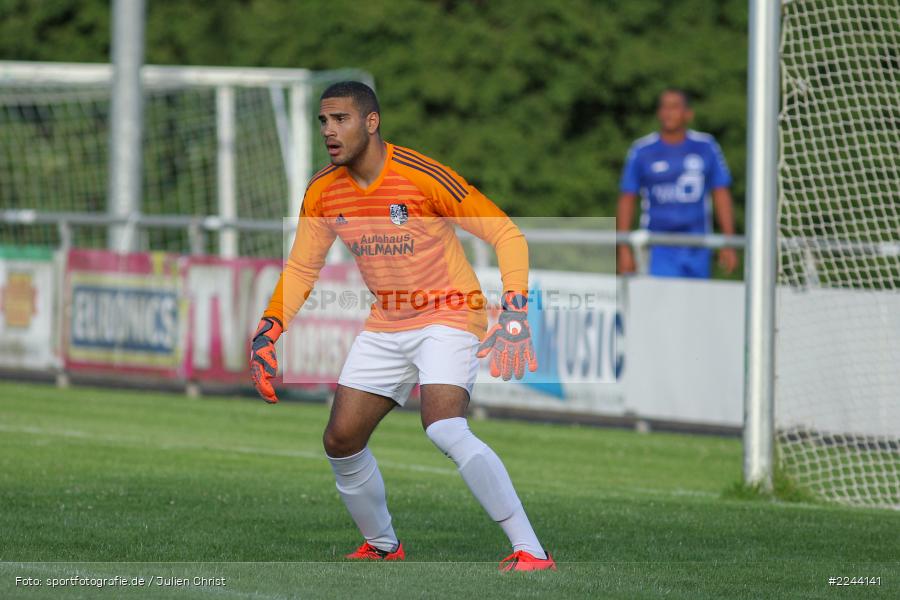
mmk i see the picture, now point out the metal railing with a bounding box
[7,209,898,261]
[0,209,749,274]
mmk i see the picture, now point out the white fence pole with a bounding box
[743,0,781,491]
[107,0,146,253]
[216,85,237,258]
[289,83,312,219]
[288,83,313,257]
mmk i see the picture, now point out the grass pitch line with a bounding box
[0,423,456,476]
[632,487,717,498]
[0,423,720,500]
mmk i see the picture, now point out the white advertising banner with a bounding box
[468,271,747,427]
[624,276,745,427]
[471,272,746,428]
[0,253,58,370]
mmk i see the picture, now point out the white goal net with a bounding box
[777,0,899,509]
[0,63,373,257]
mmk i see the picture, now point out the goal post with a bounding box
[746,0,900,509]
[743,0,780,493]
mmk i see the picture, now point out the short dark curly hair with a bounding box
[321,81,380,122]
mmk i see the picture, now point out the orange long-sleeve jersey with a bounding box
[264,143,528,339]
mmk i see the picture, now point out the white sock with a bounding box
[425,417,546,559]
[327,447,398,553]
[498,505,546,557]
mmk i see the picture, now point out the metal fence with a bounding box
[0,209,747,274]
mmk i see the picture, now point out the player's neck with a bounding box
[659,129,688,145]
[347,139,387,189]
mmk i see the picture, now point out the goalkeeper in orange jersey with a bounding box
[249,81,554,572]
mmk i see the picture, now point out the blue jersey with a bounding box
[619,130,731,233]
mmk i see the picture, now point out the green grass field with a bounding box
[0,380,897,599]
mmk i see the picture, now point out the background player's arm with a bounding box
[617,144,642,275]
[616,192,638,274]
[712,186,738,274]
[708,140,738,274]
[263,193,337,327]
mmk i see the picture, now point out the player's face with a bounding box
[657,92,693,134]
[319,97,374,166]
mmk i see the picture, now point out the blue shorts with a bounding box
[649,246,712,279]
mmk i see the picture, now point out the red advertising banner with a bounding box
[182,255,279,384]
[182,255,365,386]
[279,262,368,385]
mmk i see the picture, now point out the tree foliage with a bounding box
[0,0,748,224]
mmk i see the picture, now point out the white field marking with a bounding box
[629,487,718,498]
[0,424,454,476]
[1,424,727,500]
[0,561,291,600]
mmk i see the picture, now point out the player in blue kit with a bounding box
[616,89,738,278]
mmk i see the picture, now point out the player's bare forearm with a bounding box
[712,187,739,274]
[712,187,736,235]
[616,193,637,274]
[616,192,637,233]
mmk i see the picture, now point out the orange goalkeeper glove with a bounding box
[476,292,538,381]
[250,317,283,403]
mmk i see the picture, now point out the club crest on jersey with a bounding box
[389,203,408,226]
[684,154,705,171]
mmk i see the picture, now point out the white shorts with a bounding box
[337,324,480,406]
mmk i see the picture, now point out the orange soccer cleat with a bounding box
[498,550,557,572]
[345,541,405,561]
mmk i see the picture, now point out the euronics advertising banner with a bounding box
[64,250,186,377]
[0,247,58,371]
